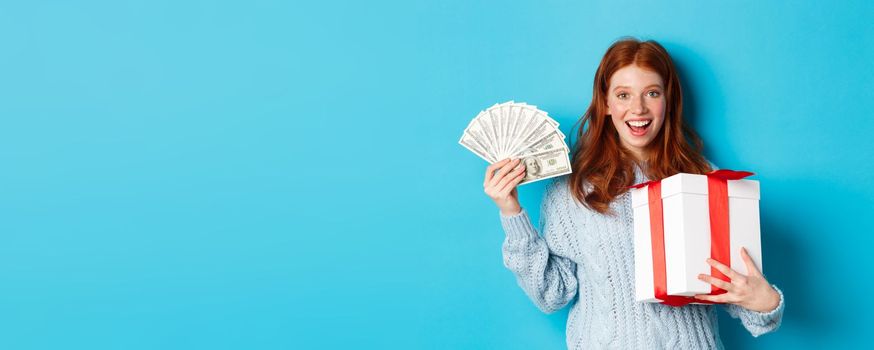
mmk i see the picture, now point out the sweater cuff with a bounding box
[499,208,539,240]
[746,284,785,324]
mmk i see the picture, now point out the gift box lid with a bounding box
[727,178,760,200]
[630,173,760,206]
[662,173,708,198]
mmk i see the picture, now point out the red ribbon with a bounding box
[630,169,754,306]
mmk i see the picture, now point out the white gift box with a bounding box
[631,172,763,304]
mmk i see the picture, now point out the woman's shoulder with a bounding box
[544,175,571,198]
[538,175,569,210]
[544,174,599,201]
[538,176,577,225]
[540,174,604,224]
[542,175,591,210]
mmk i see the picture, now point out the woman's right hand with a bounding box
[484,158,527,216]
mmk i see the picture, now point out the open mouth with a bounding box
[625,120,652,136]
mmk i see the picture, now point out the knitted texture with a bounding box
[500,164,784,349]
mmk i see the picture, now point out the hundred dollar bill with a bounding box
[505,103,522,156]
[460,112,498,162]
[459,101,572,177]
[459,131,495,163]
[497,101,514,156]
[515,131,568,157]
[486,104,503,157]
[513,117,554,158]
[505,104,537,157]
[518,147,573,186]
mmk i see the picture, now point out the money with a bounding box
[517,148,573,185]
[459,101,573,185]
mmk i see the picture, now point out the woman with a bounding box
[483,38,784,349]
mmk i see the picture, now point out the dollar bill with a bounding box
[517,147,573,186]
[459,101,573,185]
[516,131,568,156]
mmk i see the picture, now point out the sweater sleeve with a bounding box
[722,285,785,337]
[499,180,579,314]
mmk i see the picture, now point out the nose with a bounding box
[630,95,647,115]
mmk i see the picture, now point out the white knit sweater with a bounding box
[499,164,784,349]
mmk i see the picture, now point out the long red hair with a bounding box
[569,38,712,215]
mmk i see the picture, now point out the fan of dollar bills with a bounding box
[459,101,573,185]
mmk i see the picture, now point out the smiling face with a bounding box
[606,64,667,161]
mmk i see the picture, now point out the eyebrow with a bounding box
[612,84,663,92]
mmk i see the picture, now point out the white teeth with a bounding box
[627,120,651,127]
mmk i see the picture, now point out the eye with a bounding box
[617,92,629,99]
[647,90,661,97]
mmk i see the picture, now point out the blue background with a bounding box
[1,0,871,349]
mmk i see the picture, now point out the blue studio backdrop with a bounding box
[1,1,872,349]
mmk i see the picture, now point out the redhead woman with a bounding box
[483,38,784,349]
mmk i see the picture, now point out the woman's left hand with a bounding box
[693,247,781,313]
